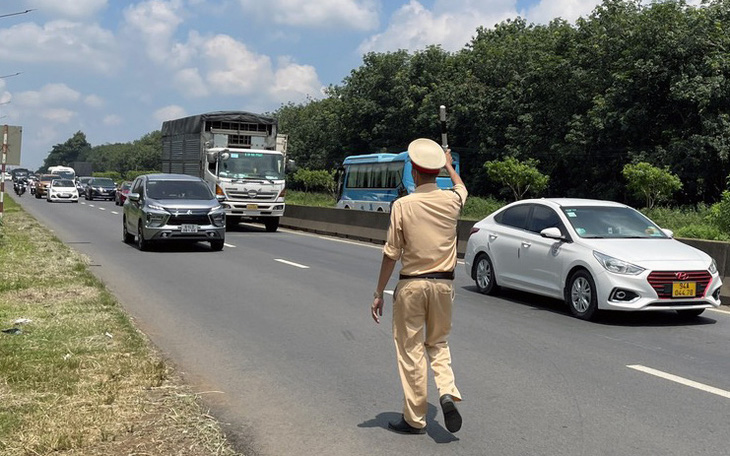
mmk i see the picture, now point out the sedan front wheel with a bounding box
[566,270,598,320]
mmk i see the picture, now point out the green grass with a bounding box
[0,196,241,455]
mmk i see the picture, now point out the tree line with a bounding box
[39,0,729,207]
[275,0,730,207]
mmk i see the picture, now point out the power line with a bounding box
[0,10,35,19]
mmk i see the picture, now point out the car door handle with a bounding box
[522,242,532,248]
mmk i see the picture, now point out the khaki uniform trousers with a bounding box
[392,278,462,428]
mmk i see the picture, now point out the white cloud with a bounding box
[203,35,275,95]
[41,108,76,123]
[522,0,601,24]
[360,0,514,53]
[15,84,81,108]
[154,105,187,123]
[238,0,379,30]
[122,0,185,64]
[84,95,104,108]
[272,58,323,101]
[28,0,109,18]
[103,114,123,126]
[0,20,118,74]
[174,68,209,97]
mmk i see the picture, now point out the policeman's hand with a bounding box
[372,297,384,324]
[444,148,453,168]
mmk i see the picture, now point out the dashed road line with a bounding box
[224,243,236,248]
[111,211,119,215]
[627,364,730,399]
[709,307,730,315]
[274,259,309,269]
[98,207,106,211]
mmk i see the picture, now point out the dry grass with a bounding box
[0,197,241,455]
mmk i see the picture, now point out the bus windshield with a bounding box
[219,152,284,180]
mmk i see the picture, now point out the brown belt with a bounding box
[399,271,454,281]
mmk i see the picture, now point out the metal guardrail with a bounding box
[280,205,730,304]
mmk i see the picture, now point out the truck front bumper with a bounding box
[223,201,285,218]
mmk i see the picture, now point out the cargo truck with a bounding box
[161,111,287,232]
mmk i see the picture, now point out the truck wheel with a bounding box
[264,217,280,232]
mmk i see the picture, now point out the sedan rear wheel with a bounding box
[566,270,598,320]
[474,253,498,295]
[137,222,150,251]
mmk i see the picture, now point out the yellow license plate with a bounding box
[672,282,696,297]
[246,204,258,210]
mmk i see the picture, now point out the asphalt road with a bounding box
[12,193,730,456]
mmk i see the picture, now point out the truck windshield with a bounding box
[219,152,284,180]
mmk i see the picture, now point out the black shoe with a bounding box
[387,416,426,435]
[440,394,462,433]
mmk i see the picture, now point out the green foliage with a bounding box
[462,195,505,220]
[285,190,337,207]
[125,170,159,181]
[483,156,549,200]
[291,168,336,193]
[674,224,730,242]
[622,162,682,209]
[92,171,122,183]
[708,190,730,233]
[41,131,91,172]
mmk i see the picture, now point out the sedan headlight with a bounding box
[709,259,718,275]
[593,251,645,275]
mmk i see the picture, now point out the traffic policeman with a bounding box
[372,138,467,434]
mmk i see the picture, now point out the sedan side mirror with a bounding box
[540,227,565,241]
[661,228,674,238]
[128,192,140,202]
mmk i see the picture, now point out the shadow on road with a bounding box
[460,285,717,327]
[358,403,459,443]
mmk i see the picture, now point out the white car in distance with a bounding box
[464,198,722,320]
[46,178,79,203]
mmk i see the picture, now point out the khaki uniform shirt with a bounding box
[383,183,468,276]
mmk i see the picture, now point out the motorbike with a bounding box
[13,180,26,196]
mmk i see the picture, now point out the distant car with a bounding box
[34,174,57,199]
[122,173,226,251]
[115,181,132,206]
[84,177,117,201]
[76,176,92,196]
[46,178,79,203]
[464,198,723,320]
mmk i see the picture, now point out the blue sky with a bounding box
[0,0,695,170]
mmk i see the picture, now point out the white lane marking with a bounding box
[224,243,236,248]
[99,207,106,211]
[709,307,730,315]
[274,259,310,269]
[111,211,119,215]
[89,204,95,208]
[627,365,730,399]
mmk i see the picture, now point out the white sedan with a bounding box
[46,178,79,203]
[464,198,722,320]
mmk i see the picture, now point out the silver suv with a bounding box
[123,174,226,251]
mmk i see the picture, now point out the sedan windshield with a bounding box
[146,180,213,200]
[52,179,75,187]
[93,178,115,186]
[562,206,668,239]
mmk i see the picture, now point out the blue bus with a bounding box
[335,151,460,212]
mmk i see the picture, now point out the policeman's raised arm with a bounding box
[444,149,465,188]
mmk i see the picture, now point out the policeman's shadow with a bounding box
[358,403,459,443]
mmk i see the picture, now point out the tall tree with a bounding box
[41,131,91,172]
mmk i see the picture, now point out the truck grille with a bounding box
[226,190,278,200]
[646,271,711,298]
